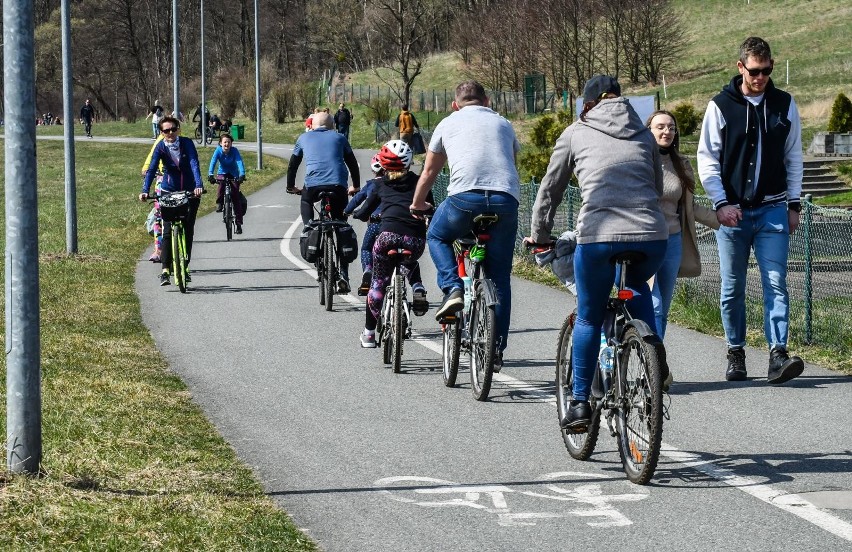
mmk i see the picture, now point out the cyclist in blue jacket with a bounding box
[139,116,204,286]
[208,134,247,233]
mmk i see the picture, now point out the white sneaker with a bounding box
[360,331,377,348]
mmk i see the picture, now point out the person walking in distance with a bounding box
[395,104,419,145]
[334,103,353,141]
[697,36,805,384]
[410,80,520,373]
[146,99,165,140]
[80,98,95,138]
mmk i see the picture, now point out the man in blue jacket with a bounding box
[139,117,204,286]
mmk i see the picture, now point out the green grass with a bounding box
[0,142,317,550]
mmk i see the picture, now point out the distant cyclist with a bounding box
[286,111,361,293]
[139,117,204,287]
[80,98,95,138]
[208,134,247,234]
[353,140,432,348]
[410,80,520,373]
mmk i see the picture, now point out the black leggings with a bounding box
[300,185,348,225]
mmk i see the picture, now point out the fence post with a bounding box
[803,194,813,344]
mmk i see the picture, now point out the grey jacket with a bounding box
[530,97,667,245]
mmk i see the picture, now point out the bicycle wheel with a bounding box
[381,284,393,365]
[194,126,203,145]
[172,223,187,293]
[205,128,214,145]
[224,193,234,241]
[324,231,336,311]
[390,274,405,373]
[317,236,326,306]
[442,317,461,387]
[615,325,664,485]
[555,311,601,460]
[469,279,497,401]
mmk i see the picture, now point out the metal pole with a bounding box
[4,0,43,475]
[254,0,263,169]
[200,0,206,146]
[172,0,180,118]
[803,194,813,344]
[61,0,77,254]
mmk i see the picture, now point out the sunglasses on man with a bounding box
[743,64,773,77]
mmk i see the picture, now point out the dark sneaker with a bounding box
[358,271,372,296]
[726,347,747,381]
[337,279,351,294]
[185,269,191,283]
[360,331,377,348]
[235,224,242,234]
[435,288,464,322]
[412,286,429,316]
[560,400,591,432]
[215,203,224,213]
[159,271,170,286]
[767,347,804,385]
[492,351,504,373]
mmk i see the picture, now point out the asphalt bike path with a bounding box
[122,138,852,551]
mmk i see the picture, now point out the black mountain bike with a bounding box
[214,174,238,241]
[554,251,668,485]
[441,213,499,401]
[312,192,348,311]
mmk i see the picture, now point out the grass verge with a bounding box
[1,141,317,550]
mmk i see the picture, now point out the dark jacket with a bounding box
[80,104,95,122]
[142,137,203,195]
[334,108,352,128]
[711,76,793,209]
[354,172,432,238]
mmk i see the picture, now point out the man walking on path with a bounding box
[410,80,520,371]
[395,104,419,145]
[334,103,352,141]
[80,98,95,138]
[697,36,805,385]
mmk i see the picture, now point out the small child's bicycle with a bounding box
[377,248,415,373]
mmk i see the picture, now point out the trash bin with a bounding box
[230,124,245,140]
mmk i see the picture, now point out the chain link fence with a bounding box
[433,175,852,356]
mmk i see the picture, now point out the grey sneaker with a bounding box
[360,331,377,348]
[159,271,170,286]
[767,347,804,384]
[412,285,429,316]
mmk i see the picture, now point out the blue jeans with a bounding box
[651,231,682,340]
[152,122,160,139]
[715,202,790,350]
[427,191,519,352]
[571,240,667,401]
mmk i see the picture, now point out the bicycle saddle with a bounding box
[608,251,647,265]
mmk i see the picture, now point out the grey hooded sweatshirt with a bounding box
[530,97,667,245]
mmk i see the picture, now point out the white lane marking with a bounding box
[279,216,852,542]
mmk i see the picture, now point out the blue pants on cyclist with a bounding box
[570,240,667,402]
[427,190,518,355]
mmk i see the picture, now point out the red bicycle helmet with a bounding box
[377,139,414,172]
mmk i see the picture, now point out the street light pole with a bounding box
[4,0,43,475]
[61,0,78,254]
[254,0,263,169]
[172,0,180,118]
[200,0,206,145]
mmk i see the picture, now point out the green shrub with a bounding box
[518,110,571,180]
[827,93,852,133]
[671,102,701,136]
[360,96,392,125]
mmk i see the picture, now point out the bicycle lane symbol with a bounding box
[373,472,649,527]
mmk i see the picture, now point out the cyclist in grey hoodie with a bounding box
[527,75,667,432]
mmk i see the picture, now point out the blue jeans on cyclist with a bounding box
[161,196,201,272]
[571,240,667,402]
[301,184,351,282]
[365,232,426,331]
[427,190,518,354]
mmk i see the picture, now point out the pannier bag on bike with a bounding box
[300,223,322,263]
[336,224,359,263]
[159,191,191,222]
